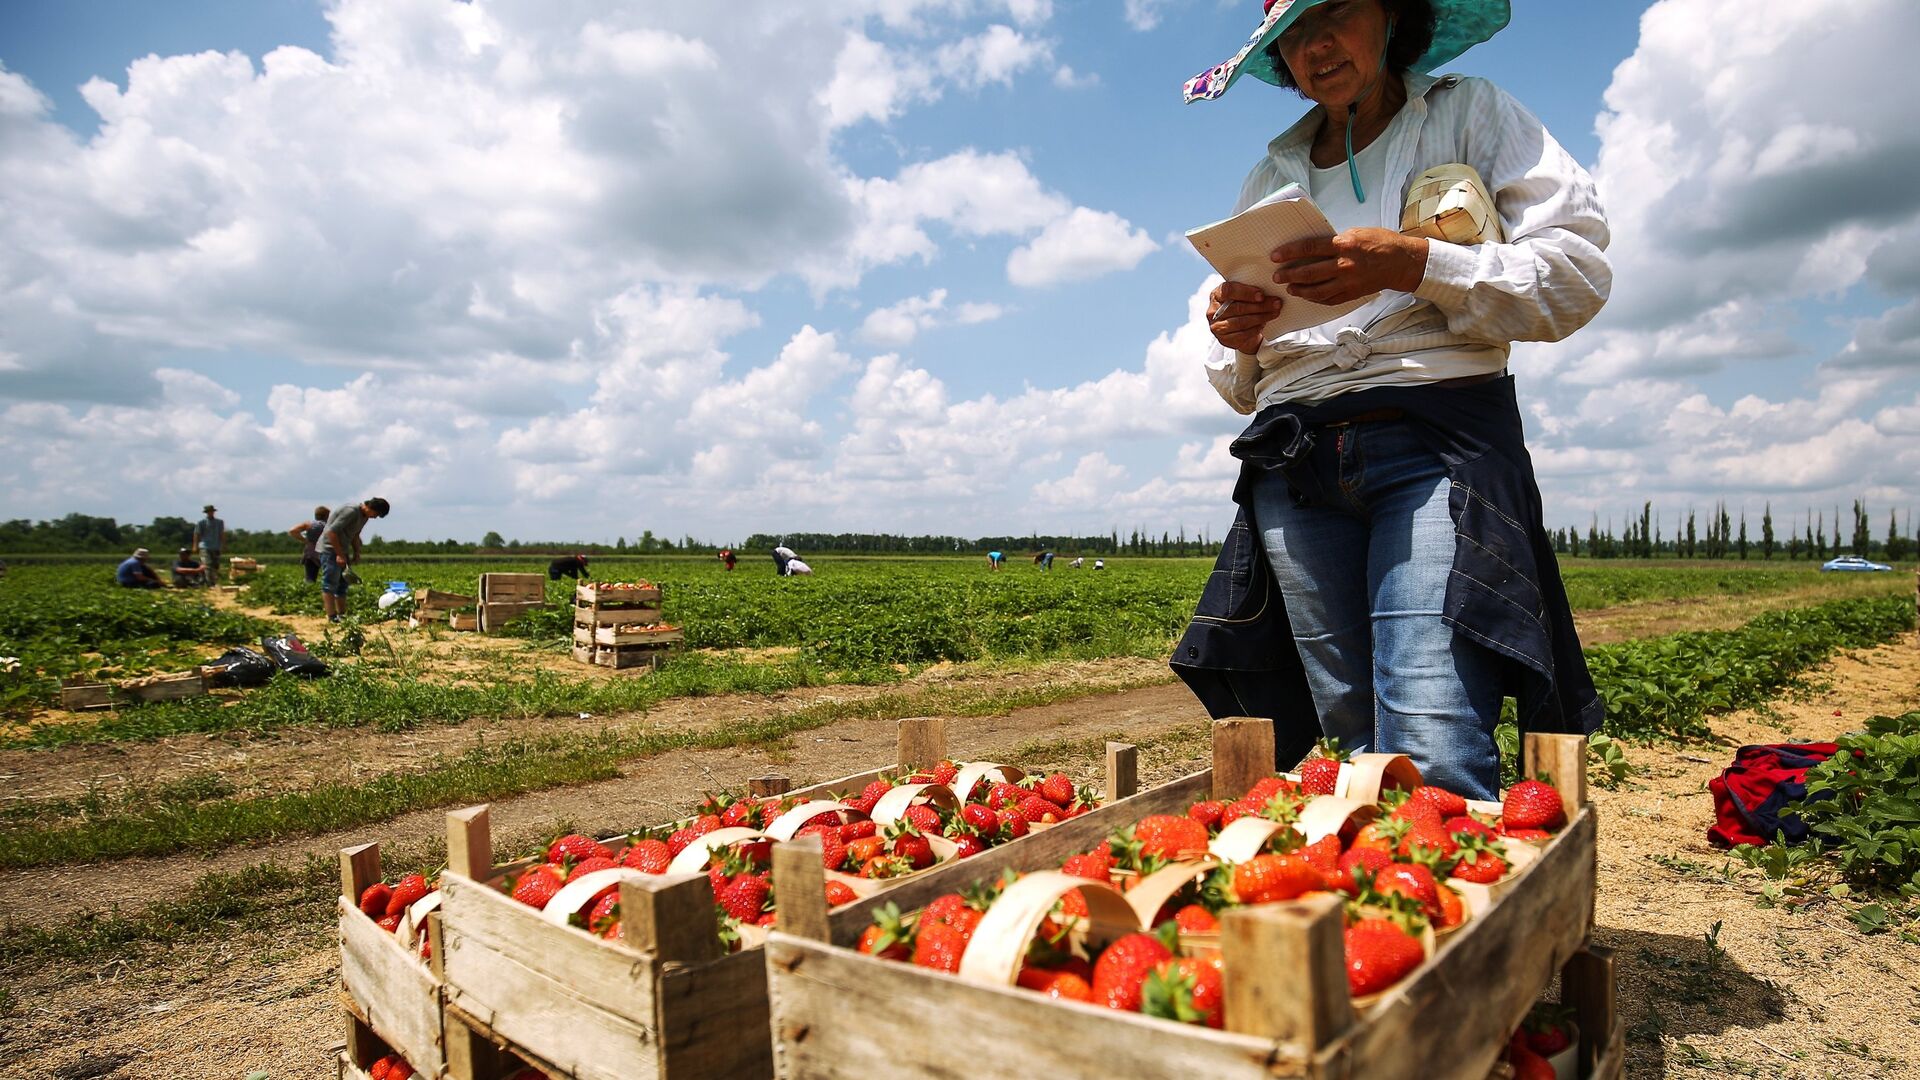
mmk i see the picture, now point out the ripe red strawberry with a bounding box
[1375,863,1442,921]
[1344,919,1425,997]
[718,874,770,922]
[1450,844,1509,884]
[546,833,612,865]
[1187,800,1226,829]
[358,882,394,919]
[958,803,999,835]
[1092,933,1174,1011]
[1526,1019,1573,1055]
[1501,779,1566,832]
[1218,797,1261,827]
[384,874,429,918]
[370,1056,394,1080]
[985,781,1026,809]
[1141,956,1224,1028]
[1231,853,1325,904]
[1408,785,1468,819]
[707,861,733,894]
[719,799,755,827]
[1501,826,1553,841]
[566,856,617,882]
[1174,904,1219,934]
[920,893,972,928]
[1061,852,1113,884]
[1445,815,1495,841]
[902,803,940,835]
[931,760,961,786]
[1389,795,1444,826]
[1434,883,1465,930]
[1134,815,1210,861]
[1040,772,1076,806]
[890,829,936,870]
[376,913,403,933]
[1016,794,1063,826]
[848,780,893,815]
[1299,756,1342,796]
[824,880,858,906]
[1510,1050,1557,1080]
[665,826,696,857]
[1397,821,1460,862]
[586,891,621,939]
[1301,834,1343,873]
[622,838,672,874]
[911,922,972,971]
[952,834,988,858]
[1017,965,1094,1001]
[1335,846,1392,895]
[997,808,1029,840]
[815,830,848,869]
[857,903,911,960]
[686,814,723,840]
[839,819,877,842]
[509,863,567,910]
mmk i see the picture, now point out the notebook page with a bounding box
[1186,184,1376,338]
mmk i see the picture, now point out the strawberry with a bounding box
[857,903,911,960]
[686,814,723,841]
[1061,852,1114,884]
[905,803,944,835]
[1218,797,1262,827]
[889,827,936,870]
[718,873,770,923]
[1444,815,1495,841]
[1336,846,1392,895]
[1092,932,1174,1011]
[376,913,402,933]
[1245,775,1290,802]
[719,798,755,828]
[1016,794,1063,826]
[1344,919,1425,997]
[370,1056,394,1080]
[847,780,893,815]
[1449,839,1509,884]
[384,874,429,918]
[1526,1023,1573,1056]
[1501,779,1567,832]
[546,833,612,865]
[984,781,1027,809]
[920,893,973,929]
[846,835,888,865]
[1186,800,1226,830]
[566,856,617,882]
[959,803,999,836]
[1407,785,1468,819]
[509,864,566,910]
[1134,815,1210,861]
[1510,1051,1556,1080]
[1301,834,1343,873]
[386,1061,414,1080]
[1140,956,1224,1028]
[1434,883,1465,930]
[815,830,848,870]
[1040,772,1076,806]
[859,855,907,879]
[997,808,1029,840]
[358,882,394,919]
[1174,904,1219,934]
[1375,863,1442,921]
[665,827,696,857]
[911,922,971,972]
[839,819,877,842]
[1231,853,1325,904]
[932,760,961,786]
[824,880,858,907]
[621,838,673,874]
[1389,795,1443,826]
[1501,826,1554,841]
[1299,756,1342,796]
[1397,821,1460,862]
[1017,965,1094,1002]
[952,834,988,858]
[586,891,621,939]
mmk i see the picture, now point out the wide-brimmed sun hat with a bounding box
[1183,0,1509,104]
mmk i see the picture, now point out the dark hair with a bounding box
[314,505,331,519]
[366,497,391,517]
[1264,0,1437,91]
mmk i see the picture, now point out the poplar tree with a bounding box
[1737,510,1749,560]
[1761,502,1774,559]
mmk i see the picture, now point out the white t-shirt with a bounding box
[784,558,812,575]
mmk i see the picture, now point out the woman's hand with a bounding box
[1207,281,1287,353]
[1270,228,1428,305]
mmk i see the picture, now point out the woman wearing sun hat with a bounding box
[1170,0,1609,800]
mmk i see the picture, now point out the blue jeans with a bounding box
[1250,419,1504,799]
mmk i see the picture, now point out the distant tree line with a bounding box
[742,527,1220,558]
[1553,499,1915,562]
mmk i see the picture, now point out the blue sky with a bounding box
[1,0,1914,545]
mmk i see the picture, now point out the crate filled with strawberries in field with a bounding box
[765,725,1621,1080]
[430,718,1179,1080]
[570,581,683,669]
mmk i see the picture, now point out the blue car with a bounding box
[1820,555,1892,572]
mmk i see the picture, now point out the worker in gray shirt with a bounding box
[191,504,225,578]
[317,497,391,621]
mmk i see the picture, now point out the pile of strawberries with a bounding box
[1501,1003,1579,1078]
[354,872,438,958]
[365,1054,417,1080]
[852,763,1569,1028]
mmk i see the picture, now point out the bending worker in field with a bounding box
[288,506,330,584]
[1173,0,1607,799]
[317,497,391,621]
[548,553,591,580]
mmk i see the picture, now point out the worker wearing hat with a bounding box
[116,547,163,589]
[191,503,226,580]
[1174,0,1610,800]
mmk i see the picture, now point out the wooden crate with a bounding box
[593,643,674,670]
[765,731,1602,1080]
[477,601,542,633]
[586,625,683,647]
[435,720,1167,1080]
[58,677,112,711]
[478,573,546,604]
[116,667,208,703]
[573,604,663,628]
[449,612,478,632]
[414,588,476,614]
[229,557,262,582]
[575,583,662,606]
[339,843,446,1080]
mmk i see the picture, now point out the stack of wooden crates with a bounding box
[411,588,477,630]
[475,573,545,633]
[571,583,682,668]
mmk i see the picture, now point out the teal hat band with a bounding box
[1183,0,1510,104]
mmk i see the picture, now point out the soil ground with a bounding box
[5,627,1919,1078]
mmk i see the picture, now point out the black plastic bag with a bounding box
[261,634,329,679]
[205,645,276,688]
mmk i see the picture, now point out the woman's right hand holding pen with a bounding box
[1206,280,1286,353]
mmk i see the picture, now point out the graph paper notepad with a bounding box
[1186,183,1377,339]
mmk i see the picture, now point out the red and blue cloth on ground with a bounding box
[1707,742,1838,848]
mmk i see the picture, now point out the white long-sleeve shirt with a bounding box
[1205,72,1612,412]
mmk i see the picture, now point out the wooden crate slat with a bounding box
[594,626,684,646]
[478,602,544,633]
[573,605,662,627]
[59,681,112,710]
[479,573,547,603]
[117,668,208,703]
[576,584,662,606]
[339,900,446,1079]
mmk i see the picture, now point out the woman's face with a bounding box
[1275,0,1394,107]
